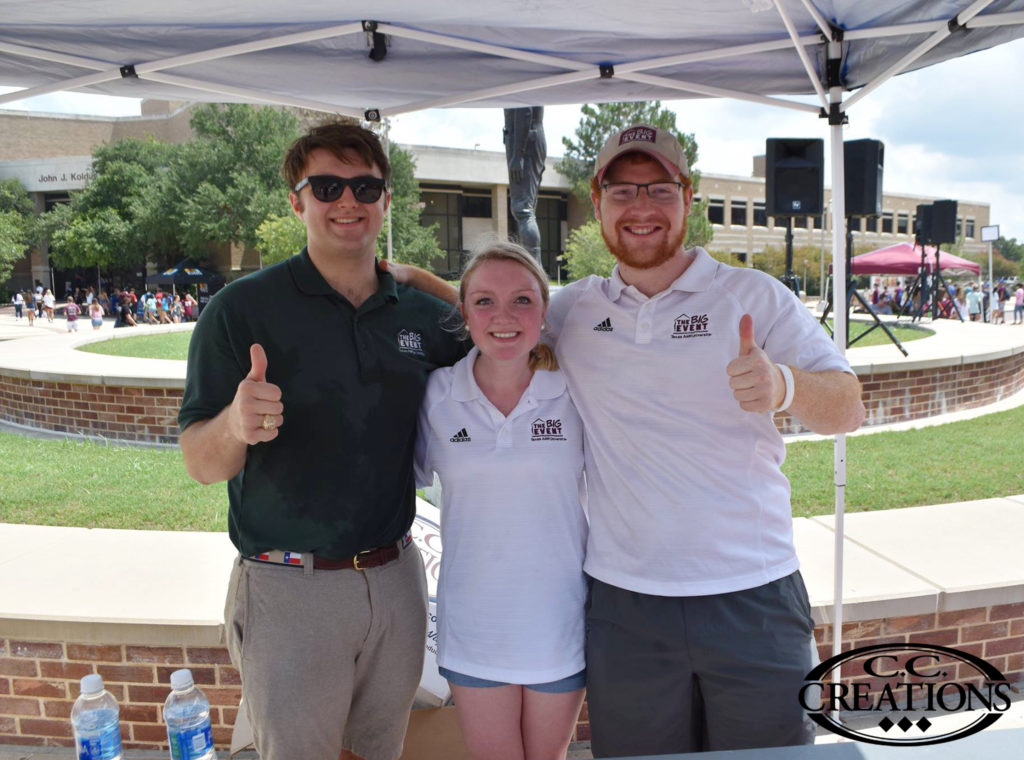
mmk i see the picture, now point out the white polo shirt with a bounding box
[546,247,853,598]
[415,348,588,684]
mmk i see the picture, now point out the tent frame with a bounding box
[4,0,1024,725]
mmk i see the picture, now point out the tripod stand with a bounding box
[898,240,964,322]
[820,223,908,356]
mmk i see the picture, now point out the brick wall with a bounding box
[0,375,183,445]
[4,605,1023,750]
[1,347,1020,445]
[813,603,1024,705]
[776,351,1024,434]
[0,638,239,751]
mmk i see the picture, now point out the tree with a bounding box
[995,236,1023,263]
[256,213,306,267]
[162,104,301,256]
[0,179,36,284]
[39,138,176,272]
[558,102,698,196]
[49,207,132,270]
[556,101,711,249]
[561,219,615,279]
[376,143,443,269]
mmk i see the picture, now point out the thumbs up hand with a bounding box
[726,314,786,413]
[229,343,284,444]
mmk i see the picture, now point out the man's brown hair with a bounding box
[282,122,391,189]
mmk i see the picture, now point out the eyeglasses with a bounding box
[601,181,685,204]
[293,175,388,204]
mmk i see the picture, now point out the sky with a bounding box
[2,36,1023,241]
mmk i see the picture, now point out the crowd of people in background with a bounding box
[863,278,1023,323]
[7,280,202,330]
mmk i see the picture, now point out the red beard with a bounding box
[601,216,688,270]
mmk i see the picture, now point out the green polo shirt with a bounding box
[179,249,464,559]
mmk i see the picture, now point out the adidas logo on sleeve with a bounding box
[593,318,613,332]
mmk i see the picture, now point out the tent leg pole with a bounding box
[827,37,848,726]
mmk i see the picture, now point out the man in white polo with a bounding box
[544,125,866,755]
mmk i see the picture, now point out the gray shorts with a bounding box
[585,571,816,756]
[225,541,427,760]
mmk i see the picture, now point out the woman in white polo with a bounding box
[416,241,587,760]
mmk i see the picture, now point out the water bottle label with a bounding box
[169,724,213,760]
[76,723,122,760]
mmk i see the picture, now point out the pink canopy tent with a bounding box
[848,241,981,275]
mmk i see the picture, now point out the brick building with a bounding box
[0,101,990,295]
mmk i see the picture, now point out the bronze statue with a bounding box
[503,107,546,263]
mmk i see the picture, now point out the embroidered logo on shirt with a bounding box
[593,318,614,332]
[531,418,566,441]
[397,329,426,356]
[449,428,471,443]
[672,313,711,339]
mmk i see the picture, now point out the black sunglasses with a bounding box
[293,174,388,204]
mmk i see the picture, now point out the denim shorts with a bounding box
[439,666,586,693]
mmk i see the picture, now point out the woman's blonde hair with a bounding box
[459,240,558,372]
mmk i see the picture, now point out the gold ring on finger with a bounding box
[261,414,276,431]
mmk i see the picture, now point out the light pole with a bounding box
[981,225,999,321]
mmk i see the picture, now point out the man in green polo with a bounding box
[178,122,463,760]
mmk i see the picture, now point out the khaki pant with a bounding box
[225,542,427,760]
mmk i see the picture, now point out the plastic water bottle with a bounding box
[71,673,123,760]
[164,669,217,760]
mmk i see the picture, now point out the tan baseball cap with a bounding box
[594,124,690,184]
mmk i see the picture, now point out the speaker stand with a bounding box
[898,240,964,322]
[778,217,801,297]
[897,248,930,322]
[820,224,908,356]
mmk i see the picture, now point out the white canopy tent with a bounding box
[3,0,1024,667]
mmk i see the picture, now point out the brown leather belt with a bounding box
[247,532,409,571]
[315,544,400,570]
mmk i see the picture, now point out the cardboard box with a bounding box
[399,706,471,760]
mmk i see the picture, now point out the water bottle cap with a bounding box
[80,673,104,694]
[170,668,194,691]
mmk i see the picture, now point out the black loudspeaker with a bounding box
[844,139,884,217]
[765,138,824,216]
[915,200,958,244]
[915,204,933,241]
[931,199,958,244]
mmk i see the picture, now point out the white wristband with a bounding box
[772,363,795,412]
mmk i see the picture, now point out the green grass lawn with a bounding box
[76,330,193,360]
[73,319,930,362]
[0,433,225,531]
[826,319,933,348]
[0,404,1019,530]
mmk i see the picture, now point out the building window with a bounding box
[812,213,825,230]
[966,218,975,238]
[420,191,462,273]
[44,193,71,211]
[956,218,963,238]
[461,191,492,218]
[882,213,894,234]
[866,216,878,232]
[897,213,909,234]
[753,201,767,228]
[730,200,747,227]
[708,198,724,225]
[536,195,568,278]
